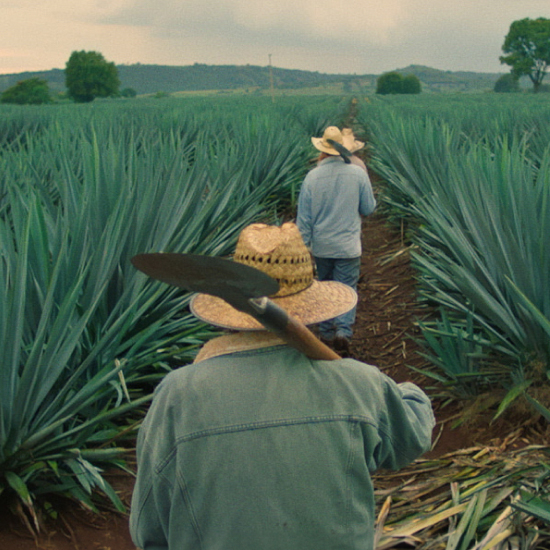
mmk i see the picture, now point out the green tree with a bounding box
[65,50,120,103]
[376,72,404,94]
[121,87,137,98]
[376,72,421,94]
[500,18,550,93]
[494,73,521,93]
[401,74,422,94]
[0,77,52,105]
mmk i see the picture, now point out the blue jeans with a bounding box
[314,256,361,340]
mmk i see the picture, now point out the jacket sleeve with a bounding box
[371,378,435,471]
[130,377,202,550]
[358,173,377,217]
[129,432,170,550]
[296,179,313,247]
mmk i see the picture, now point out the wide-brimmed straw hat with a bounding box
[342,128,365,153]
[311,126,346,156]
[191,223,357,331]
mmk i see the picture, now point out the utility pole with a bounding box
[268,54,275,103]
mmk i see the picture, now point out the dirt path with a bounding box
[353,195,550,457]
[0,206,460,550]
[350,207,475,457]
[2,164,548,550]
[0,207,449,550]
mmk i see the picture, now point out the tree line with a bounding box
[2,17,550,104]
[1,51,129,105]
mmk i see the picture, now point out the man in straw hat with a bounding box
[130,222,434,550]
[297,126,376,353]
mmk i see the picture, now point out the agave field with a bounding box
[360,94,550,411]
[0,94,348,523]
[1,92,549,548]
[358,93,550,548]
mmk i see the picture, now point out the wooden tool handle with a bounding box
[249,297,340,360]
[282,315,340,360]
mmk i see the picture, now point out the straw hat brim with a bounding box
[311,136,340,156]
[344,139,365,153]
[190,280,357,331]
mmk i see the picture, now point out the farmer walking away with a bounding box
[297,126,377,353]
[130,222,434,550]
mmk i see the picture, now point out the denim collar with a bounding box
[194,332,285,363]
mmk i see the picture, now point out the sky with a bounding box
[1,1,549,76]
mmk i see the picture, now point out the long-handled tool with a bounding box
[131,253,340,360]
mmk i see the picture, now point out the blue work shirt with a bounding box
[297,156,377,258]
[130,336,434,550]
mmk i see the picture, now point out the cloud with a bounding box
[1,0,548,75]
[97,0,406,43]
[89,0,530,73]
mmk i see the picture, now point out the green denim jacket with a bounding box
[130,340,434,550]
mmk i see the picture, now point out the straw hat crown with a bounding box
[233,223,313,297]
[311,126,345,156]
[191,222,357,330]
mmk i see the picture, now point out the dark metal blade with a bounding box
[131,253,280,314]
[327,138,352,163]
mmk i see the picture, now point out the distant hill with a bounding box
[0,68,67,94]
[0,63,508,96]
[117,63,348,94]
[0,64,346,96]
[394,65,508,93]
